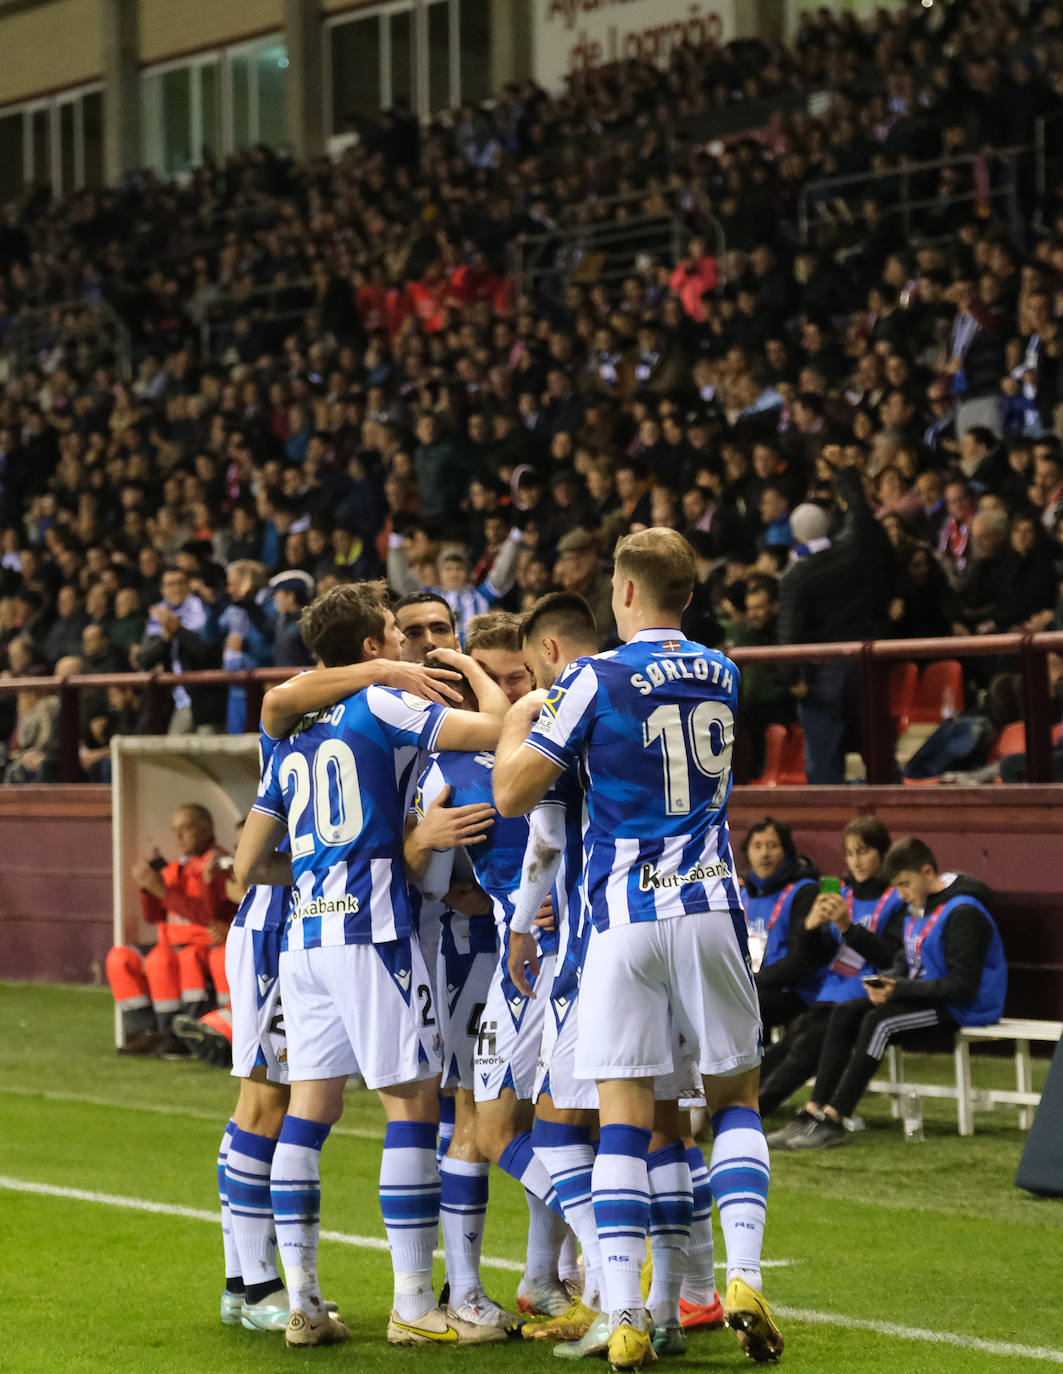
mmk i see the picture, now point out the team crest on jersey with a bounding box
[541,684,566,717]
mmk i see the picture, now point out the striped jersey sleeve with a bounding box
[523,659,599,770]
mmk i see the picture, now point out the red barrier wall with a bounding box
[1,784,1061,1020]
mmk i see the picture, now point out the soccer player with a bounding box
[217,649,464,1332]
[234,584,508,1348]
[494,528,783,1368]
[405,612,574,1327]
[510,594,723,1358]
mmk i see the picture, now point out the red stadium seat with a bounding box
[889,661,918,732]
[777,724,807,786]
[750,724,788,786]
[906,660,964,726]
[989,721,1026,762]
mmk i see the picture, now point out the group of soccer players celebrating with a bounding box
[220,526,783,1367]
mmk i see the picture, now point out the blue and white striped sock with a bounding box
[270,1115,331,1315]
[217,1120,242,1294]
[646,1140,693,1327]
[439,1156,489,1307]
[681,1142,717,1306]
[709,1106,769,1290]
[592,1123,652,1330]
[498,1130,564,1215]
[532,1119,602,1304]
[226,1127,280,1290]
[437,1094,456,1166]
[380,1121,441,1321]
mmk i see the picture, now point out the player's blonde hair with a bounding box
[465,610,523,654]
[614,527,696,616]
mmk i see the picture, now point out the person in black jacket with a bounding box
[742,817,834,1037]
[776,461,893,783]
[761,816,905,1130]
[779,837,1007,1149]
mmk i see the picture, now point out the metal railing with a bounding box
[199,278,317,359]
[797,144,1031,248]
[510,189,725,297]
[2,298,132,380]
[2,630,1063,787]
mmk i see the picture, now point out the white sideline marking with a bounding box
[0,1085,383,1141]
[774,1304,1063,1364]
[7,1180,1061,1362]
[0,1175,794,1277]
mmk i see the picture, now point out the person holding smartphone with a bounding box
[772,835,1006,1150]
[761,817,905,1139]
[741,816,834,1039]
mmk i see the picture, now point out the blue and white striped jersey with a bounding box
[234,727,291,934]
[539,762,589,1010]
[254,686,447,949]
[524,628,742,931]
[415,750,558,956]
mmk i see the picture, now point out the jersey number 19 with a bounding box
[642,701,735,815]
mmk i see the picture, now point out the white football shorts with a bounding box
[437,914,497,1091]
[575,909,762,1082]
[473,950,556,1102]
[280,936,442,1088]
[227,924,288,1084]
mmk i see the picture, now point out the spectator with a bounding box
[137,566,222,734]
[777,467,892,783]
[219,560,273,735]
[269,570,314,668]
[553,528,616,648]
[782,836,1007,1149]
[40,584,87,668]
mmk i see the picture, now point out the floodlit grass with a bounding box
[2,981,1062,1373]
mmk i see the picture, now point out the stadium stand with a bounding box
[2,0,1063,782]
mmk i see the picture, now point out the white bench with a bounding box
[868,1018,1063,1136]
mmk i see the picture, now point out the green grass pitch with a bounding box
[2,981,1063,1373]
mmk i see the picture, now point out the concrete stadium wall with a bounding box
[2,784,1062,1024]
[138,0,283,63]
[0,0,102,104]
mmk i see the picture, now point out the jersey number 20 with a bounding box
[279,740,363,857]
[642,701,734,815]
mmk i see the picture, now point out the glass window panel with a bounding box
[59,101,76,195]
[460,0,491,105]
[256,42,288,149]
[390,9,413,108]
[82,91,103,187]
[0,113,24,205]
[161,66,192,172]
[331,17,381,127]
[31,108,49,186]
[199,62,219,164]
[231,53,251,151]
[428,1,450,112]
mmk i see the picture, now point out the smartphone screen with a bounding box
[820,876,841,895]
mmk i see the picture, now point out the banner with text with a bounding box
[532,0,736,90]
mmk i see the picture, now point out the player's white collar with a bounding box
[628,627,686,643]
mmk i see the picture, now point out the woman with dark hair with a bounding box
[741,816,831,1038]
[761,815,907,1141]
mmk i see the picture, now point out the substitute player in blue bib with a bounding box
[235,584,508,1350]
[494,528,782,1370]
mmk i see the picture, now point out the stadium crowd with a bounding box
[3,0,1063,782]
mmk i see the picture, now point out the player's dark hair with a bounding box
[614,527,696,617]
[520,592,598,649]
[743,815,796,864]
[883,836,939,880]
[300,581,389,667]
[843,815,892,860]
[395,589,457,629]
[465,610,522,654]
